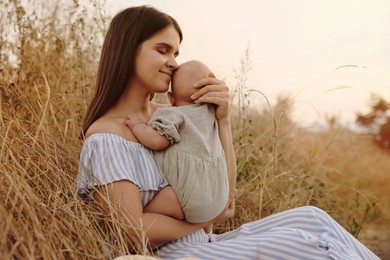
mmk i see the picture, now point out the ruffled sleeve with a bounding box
[148,107,184,144]
[77,133,168,201]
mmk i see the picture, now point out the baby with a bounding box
[125,60,229,223]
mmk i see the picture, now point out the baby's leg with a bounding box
[144,186,184,220]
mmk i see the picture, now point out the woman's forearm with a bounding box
[141,213,208,247]
[218,117,237,191]
[96,182,209,249]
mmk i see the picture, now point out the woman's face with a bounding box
[133,25,180,94]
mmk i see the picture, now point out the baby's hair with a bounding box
[171,60,211,94]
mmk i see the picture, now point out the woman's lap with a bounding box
[155,206,379,260]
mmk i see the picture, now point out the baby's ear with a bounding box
[208,72,216,78]
[167,91,176,106]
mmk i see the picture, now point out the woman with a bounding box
[77,5,379,259]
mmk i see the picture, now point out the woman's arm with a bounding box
[191,73,237,205]
[216,117,237,219]
[144,185,185,220]
[95,180,213,249]
[217,116,237,193]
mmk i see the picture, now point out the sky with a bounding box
[104,0,390,128]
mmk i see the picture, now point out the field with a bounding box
[1,1,389,259]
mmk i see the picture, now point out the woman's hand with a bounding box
[220,198,235,220]
[213,188,238,222]
[191,73,230,121]
[221,188,238,220]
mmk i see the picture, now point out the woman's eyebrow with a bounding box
[156,42,179,56]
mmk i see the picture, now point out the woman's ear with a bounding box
[167,91,176,106]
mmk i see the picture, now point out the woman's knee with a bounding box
[299,205,330,219]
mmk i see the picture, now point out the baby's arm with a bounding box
[125,114,171,150]
[144,186,184,220]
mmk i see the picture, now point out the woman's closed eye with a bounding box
[157,47,168,54]
[155,43,179,57]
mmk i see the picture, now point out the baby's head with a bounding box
[168,60,212,106]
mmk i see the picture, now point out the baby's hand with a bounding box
[124,114,146,129]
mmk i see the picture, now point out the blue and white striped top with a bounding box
[77,133,379,260]
[77,133,168,206]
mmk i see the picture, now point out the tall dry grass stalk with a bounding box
[1,0,387,258]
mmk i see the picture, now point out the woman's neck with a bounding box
[107,86,155,120]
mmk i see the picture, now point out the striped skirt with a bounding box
[155,206,379,260]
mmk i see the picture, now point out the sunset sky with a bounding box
[106,0,390,127]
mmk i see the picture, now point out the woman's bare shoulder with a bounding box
[85,117,138,142]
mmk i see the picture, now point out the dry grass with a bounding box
[1,0,388,259]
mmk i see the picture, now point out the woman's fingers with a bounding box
[191,83,229,101]
[193,90,228,104]
[192,76,231,120]
[216,197,236,221]
[193,76,223,89]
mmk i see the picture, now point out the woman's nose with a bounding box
[167,57,179,69]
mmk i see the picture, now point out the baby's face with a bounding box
[171,60,212,104]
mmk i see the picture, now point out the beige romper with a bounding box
[149,104,229,223]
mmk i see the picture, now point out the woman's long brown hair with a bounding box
[81,6,183,137]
